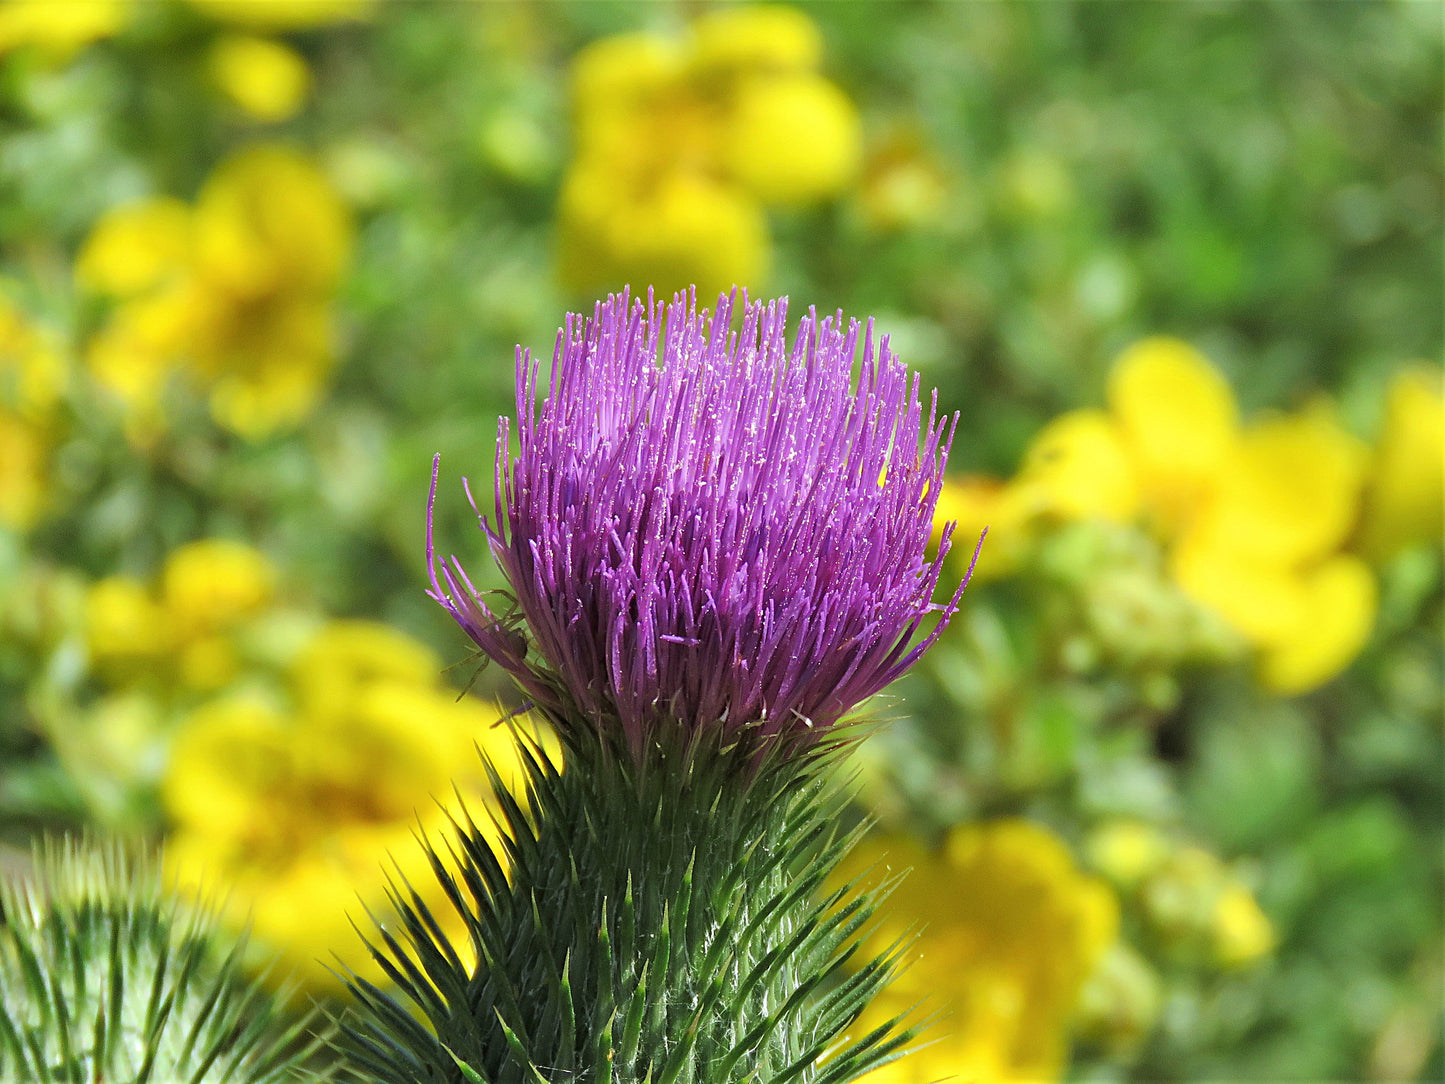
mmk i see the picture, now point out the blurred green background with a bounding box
[0,2,1440,1081]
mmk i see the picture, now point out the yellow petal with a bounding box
[209,34,311,123]
[85,576,170,659]
[163,698,292,837]
[1358,365,1445,561]
[193,144,352,297]
[571,30,685,115]
[76,198,192,297]
[1017,408,1139,523]
[1107,336,1238,536]
[1257,554,1377,695]
[293,618,441,718]
[1169,536,1309,646]
[162,538,275,636]
[930,474,1032,582]
[723,72,860,205]
[1191,401,1369,567]
[184,0,372,30]
[1212,882,1275,969]
[841,822,1117,1084]
[690,5,822,74]
[0,0,126,60]
[558,166,768,301]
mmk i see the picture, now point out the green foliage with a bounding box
[342,725,911,1084]
[0,840,333,1084]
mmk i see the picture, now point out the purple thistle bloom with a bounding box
[428,290,980,754]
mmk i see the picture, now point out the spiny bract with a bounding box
[0,839,336,1084]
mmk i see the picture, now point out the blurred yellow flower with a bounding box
[722,72,860,205]
[1107,336,1237,537]
[929,407,1138,585]
[840,821,1117,1084]
[558,166,768,310]
[163,618,540,991]
[0,0,127,62]
[293,618,441,718]
[162,538,275,638]
[944,337,1383,695]
[1185,402,1368,568]
[184,0,373,30]
[1251,554,1377,696]
[0,410,47,530]
[1170,402,1375,694]
[1086,820,1169,890]
[1357,366,1445,562]
[690,5,821,73]
[85,539,274,692]
[85,576,172,662]
[208,34,311,122]
[78,144,352,440]
[75,198,193,298]
[559,5,860,299]
[1212,882,1275,969]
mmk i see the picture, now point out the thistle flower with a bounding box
[429,289,978,754]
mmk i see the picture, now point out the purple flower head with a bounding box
[428,290,980,754]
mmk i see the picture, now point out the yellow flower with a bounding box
[75,198,193,297]
[0,0,127,62]
[292,618,442,718]
[690,5,821,74]
[85,576,172,662]
[80,145,352,439]
[558,6,859,299]
[162,539,275,639]
[1212,882,1275,969]
[193,145,350,296]
[559,165,769,306]
[722,72,860,205]
[183,0,373,30]
[1107,336,1238,537]
[840,821,1117,1084]
[1164,402,1375,693]
[163,682,535,991]
[1086,820,1168,890]
[208,34,311,123]
[1357,366,1445,562]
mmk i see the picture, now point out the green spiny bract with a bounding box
[0,839,336,1084]
[342,723,914,1084]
